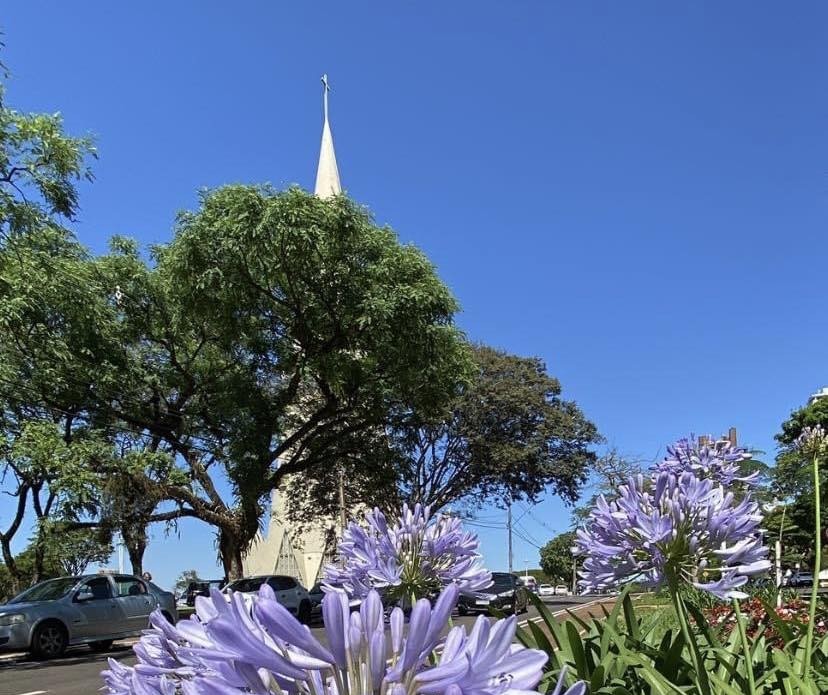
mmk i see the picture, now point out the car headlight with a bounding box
[498,590,514,598]
[0,613,26,626]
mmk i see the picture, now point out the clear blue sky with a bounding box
[2,2,826,589]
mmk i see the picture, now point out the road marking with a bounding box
[17,690,48,695]
[517,596,607,628]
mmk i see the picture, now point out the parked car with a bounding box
[537,584,555,597]
[223,575,313,624]
[554,585,571,596]
[0,574,176,659]
[457,572,528,616]
[185,579,225,607]
[790,573,814,588]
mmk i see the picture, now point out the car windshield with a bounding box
[226,577,266,593]
[8,577,80,604]
[490,574,515,591]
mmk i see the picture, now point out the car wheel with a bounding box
[298,600,312,625]
[457,604,468,617]
[90,639,114,652]
[31,621,68,659]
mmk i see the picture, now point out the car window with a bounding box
[148,582,168,595]
[9,577,80,603]
[114,576,147,597]
[228,577,266,593]
[267,576,296,591]
[491,573,516,591]
[81,577,114,600]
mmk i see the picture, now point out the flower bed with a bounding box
[705,596,828,648]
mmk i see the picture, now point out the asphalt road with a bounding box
[0,596,597,695]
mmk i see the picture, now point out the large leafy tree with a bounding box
[539,530,577,584]
[774,397,828,569]
[0,56,100,591]
[391,344,599,513]
[79,187,469,579]
[287,344,600,523]
[1,185,470,581]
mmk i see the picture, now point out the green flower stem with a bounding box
[803,451,822,677]
[668,577,711,695]
[732,599,756,695]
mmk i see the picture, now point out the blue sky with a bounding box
[2,2,826,589]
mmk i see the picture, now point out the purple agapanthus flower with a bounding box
[102,583,560,695]
[654,435,758,487]
[574,465,770,600]
[323,503,492,602]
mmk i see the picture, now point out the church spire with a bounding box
[314,74,341,198]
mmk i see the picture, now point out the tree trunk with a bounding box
[122,525,147,577]
[31,530,47,586]
[218,528,245,582]
[0,537,21,595]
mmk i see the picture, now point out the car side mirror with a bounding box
[75,590,95,602]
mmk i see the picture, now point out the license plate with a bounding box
[475,599,490,606]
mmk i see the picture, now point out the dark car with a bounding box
[185,579,225,607]
[308,583,325,620]
[790,572,814,588]
[457,572,528,616]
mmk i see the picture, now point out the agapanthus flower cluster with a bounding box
[102,583,559,695]
[654,435,757,487]
[323,503,492,602]
[575,437,770,600]
[796,425,827,456]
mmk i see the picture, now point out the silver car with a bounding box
[223,575,313,624]
[0,573,177,658]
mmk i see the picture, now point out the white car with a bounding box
[222,575,313,624]
[538,584,555,597]
[554,585,570,595]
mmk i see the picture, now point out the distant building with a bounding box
[809,387,828,404]
[243,75,348,590]
[243,485,338,589]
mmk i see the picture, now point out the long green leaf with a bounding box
[566,621,589,681]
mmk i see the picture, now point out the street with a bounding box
[0,596,604,695]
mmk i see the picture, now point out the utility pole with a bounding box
[338,467,347,535]
[571,554,577,595]
[507,503,513,574]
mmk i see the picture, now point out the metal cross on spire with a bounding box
[321,73,331,123]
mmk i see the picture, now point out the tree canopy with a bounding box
[0,181,472,579]
[539,530,577,584]
[773,398,828,569]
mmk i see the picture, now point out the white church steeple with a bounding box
[314,74,342,198]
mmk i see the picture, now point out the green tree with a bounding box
[388,344,599,514]
[775,397,828,569]
[0,59,95,237]
[539,530,577,583]
[0,53,102,590]
[54,187,470,579]
[37,523,113,576]
[174,569,201,596]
